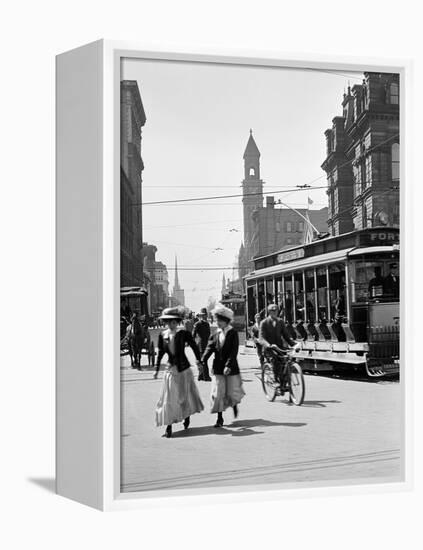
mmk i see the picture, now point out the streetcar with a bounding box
[244,227,399,377]
[220,293,246,331]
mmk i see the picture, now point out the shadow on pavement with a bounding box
[170,425,264,438]
[228,418,307,428]
[27,477,56,493]
[299,400,342,408]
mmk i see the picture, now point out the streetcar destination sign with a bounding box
[276,248,305,263]
[359,231,399,246]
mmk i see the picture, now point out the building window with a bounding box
[389,83,399,105]
[391,143,400,181]
[286,222,292,232]
[365,155,372,187]
[275,221,281,232]
[249,167,255,176]
[286,238,292,245]
[363,204,368,228]
[298,221,304,232]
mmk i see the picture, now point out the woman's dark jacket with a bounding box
[156,328,201,372]
[201,327,240,376]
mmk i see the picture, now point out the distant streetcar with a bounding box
[244,227,399,377]
[220,294,246,331]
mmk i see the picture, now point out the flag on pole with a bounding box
[302,209,314,244]
[308,196,314,206]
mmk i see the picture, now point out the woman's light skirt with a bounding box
[210,374,245,413]
[156,366,204,426]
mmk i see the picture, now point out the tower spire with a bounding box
[173,255,180,291]
[243,130,261,159]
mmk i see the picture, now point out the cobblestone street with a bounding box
[121,347,401,494]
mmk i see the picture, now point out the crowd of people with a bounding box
[151,301,299,438]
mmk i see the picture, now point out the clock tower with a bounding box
[242,130,263,271]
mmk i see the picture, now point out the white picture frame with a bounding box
[56,39,412,511]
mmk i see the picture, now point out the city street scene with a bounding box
[120,59,401,494]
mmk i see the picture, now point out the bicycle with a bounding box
[261,345,305,405]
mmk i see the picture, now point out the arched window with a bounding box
[391,143,400,181]
[249,167,255,176]
[389,83,399,105]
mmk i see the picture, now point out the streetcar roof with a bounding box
[245,244,399,281]
[347,245,399,257]
[251,226,399,262]
[245,247,354,280]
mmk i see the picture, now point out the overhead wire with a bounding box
[135,133,399,208]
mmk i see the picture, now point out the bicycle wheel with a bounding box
[261,361,277,402]
[288,361,305,405]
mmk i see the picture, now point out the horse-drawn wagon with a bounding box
[120,287,156,368]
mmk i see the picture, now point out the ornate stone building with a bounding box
[120,80,146,287]
[238,130,328,278]
[322,73,400,236]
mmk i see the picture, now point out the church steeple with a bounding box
[221,273,227,293]
[173,255,180,291]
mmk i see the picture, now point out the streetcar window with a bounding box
[350,258,399,302]
[329,263,346,321]
[247,284,257,324]
[258,279,265,315]
[275,276,283,307]
[316,267,329,322]
[265,278,274,305]
[283,274,294,324]
[305,269,316,323]
[294,272,305,322]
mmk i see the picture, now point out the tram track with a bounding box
[121,448,400,492]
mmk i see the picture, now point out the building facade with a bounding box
[120,80,146,287]
[322,73,400,236]
[141,243,170,314]
[251,198,328,257]
[154,261,170,313]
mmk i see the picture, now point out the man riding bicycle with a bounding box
[259,304,300,384]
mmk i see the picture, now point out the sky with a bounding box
[121,59,363,312]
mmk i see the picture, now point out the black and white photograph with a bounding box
[119,58,401,494]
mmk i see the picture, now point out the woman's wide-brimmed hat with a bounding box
[212,303,234,322]
[199,307,208,316]
[159,306,185,320]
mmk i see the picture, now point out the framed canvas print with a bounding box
[56,40,412,511]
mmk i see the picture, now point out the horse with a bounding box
[127,316,144,369]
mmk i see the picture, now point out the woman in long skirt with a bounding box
[201,304,245,427]
[154,306,204,438]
